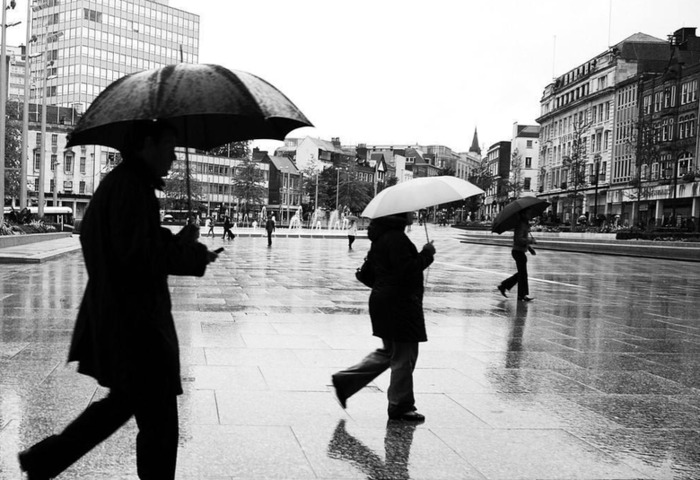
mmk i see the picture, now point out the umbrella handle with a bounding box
[424,221,430,242]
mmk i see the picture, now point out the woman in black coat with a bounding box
[332,212,435,421]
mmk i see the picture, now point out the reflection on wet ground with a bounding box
[0,225,699,478]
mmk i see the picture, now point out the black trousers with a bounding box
[267,230,273,246]
[22,389,179,479]
[501,249,529,298]
[348,235,356,249]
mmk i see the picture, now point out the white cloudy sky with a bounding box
[6,0,700,154]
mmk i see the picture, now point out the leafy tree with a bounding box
[506,149,524,200]
[4,102,23,204]
[337,164,373,213]
[231,157,267,217]
[162,159,203,211]
[208,141,250,158]
[467,158,492,215]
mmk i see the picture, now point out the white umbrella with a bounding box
[361,176,484,240]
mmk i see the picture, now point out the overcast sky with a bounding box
[7,0,700,154]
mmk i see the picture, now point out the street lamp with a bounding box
[591,154,601,226]
[0,0,19,211]
[37,30,62,218]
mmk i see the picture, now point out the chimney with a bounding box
[331,137,341,148]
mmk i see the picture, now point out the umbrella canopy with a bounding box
[66,63,313,151]
[491,197,550,234]
[361,176,484,219]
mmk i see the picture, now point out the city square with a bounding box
[0,225,699,479]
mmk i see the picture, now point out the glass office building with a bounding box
[30,0,200,112]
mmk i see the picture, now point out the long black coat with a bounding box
[367,216,434,342]
[68,161,209,396]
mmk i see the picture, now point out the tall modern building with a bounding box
[11,0,200,216]
[30,0,200,112]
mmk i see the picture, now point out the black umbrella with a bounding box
[491,197,550,234]
[66,64,313,217]
[67,63,312,151]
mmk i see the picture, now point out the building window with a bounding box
[80,156,86,174]
[523,177,531,191]
[678,153,693,176]
[679,114,696,139]
[664,86,676,108]
[643,95,651,114]
[34,152,40,171]
[51,134,58,146]
[63,181,73,192]
[34,178,39,193]
[526,140,533,148]
[50,179,54,193]
[79,181,86,194]
[35,132,41,144]
[50,154,57,171]
[525,157,532,168]
[654,92,662,112]
[64,154,73,173]
[84,8,103,23]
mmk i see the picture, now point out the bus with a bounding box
[3,206,74,228]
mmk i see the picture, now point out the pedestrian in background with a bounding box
[265,214,276,247]
[222,216,234,240]
[497,208,536,302]
[18,120,218,480]
[332,212,435,422]
[205,217,214,237]
[348,219,357,249]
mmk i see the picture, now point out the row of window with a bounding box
[39,4,197,38]
[642,80,698,114]
[33,152,87,175]
[34,178,87,195]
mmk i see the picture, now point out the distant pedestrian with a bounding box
[17,120,218,479]
[347,219,357,249]
[265,214,275,247]
[332,212,435,422]
[497,208,536,302]
[205,217,214,237]
[222,216,234,240]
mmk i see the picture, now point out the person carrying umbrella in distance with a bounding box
[493,197,550,302]
[18,63,312,479]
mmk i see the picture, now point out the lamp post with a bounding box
[591,154,601,226]
[335,167,339,211]
[20,1,37,209]
[0,0,18,211]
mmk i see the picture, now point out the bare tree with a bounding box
[562,116,591,227]
[507,148,524,200]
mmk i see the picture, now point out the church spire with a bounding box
[469,128,481,155]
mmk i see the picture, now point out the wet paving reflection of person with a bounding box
[327,419,418,479]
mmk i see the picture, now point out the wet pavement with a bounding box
[0,224,699,479]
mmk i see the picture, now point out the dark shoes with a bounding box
[497,285,508,298]
[18,449,50,480]
[389,411,425,422]
[331,375,348,409]
[518,296,534,302]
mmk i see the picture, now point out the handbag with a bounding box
[355,256,375,287]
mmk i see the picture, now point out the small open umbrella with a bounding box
[491,197,550,234]
[66,63,313,216]
[361,176,484,241]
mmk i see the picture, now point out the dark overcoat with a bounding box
[367,216,434,342]
[68,161,209,396]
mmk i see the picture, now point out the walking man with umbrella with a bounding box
[18,120,219,479]
[17,63,313,479]
[492,197,549,302]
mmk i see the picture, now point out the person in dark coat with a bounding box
[332,212,435,422]
[265,214,275,247]
[497,208,535,302]
[18,121,218,480]
[222,215,235,240]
